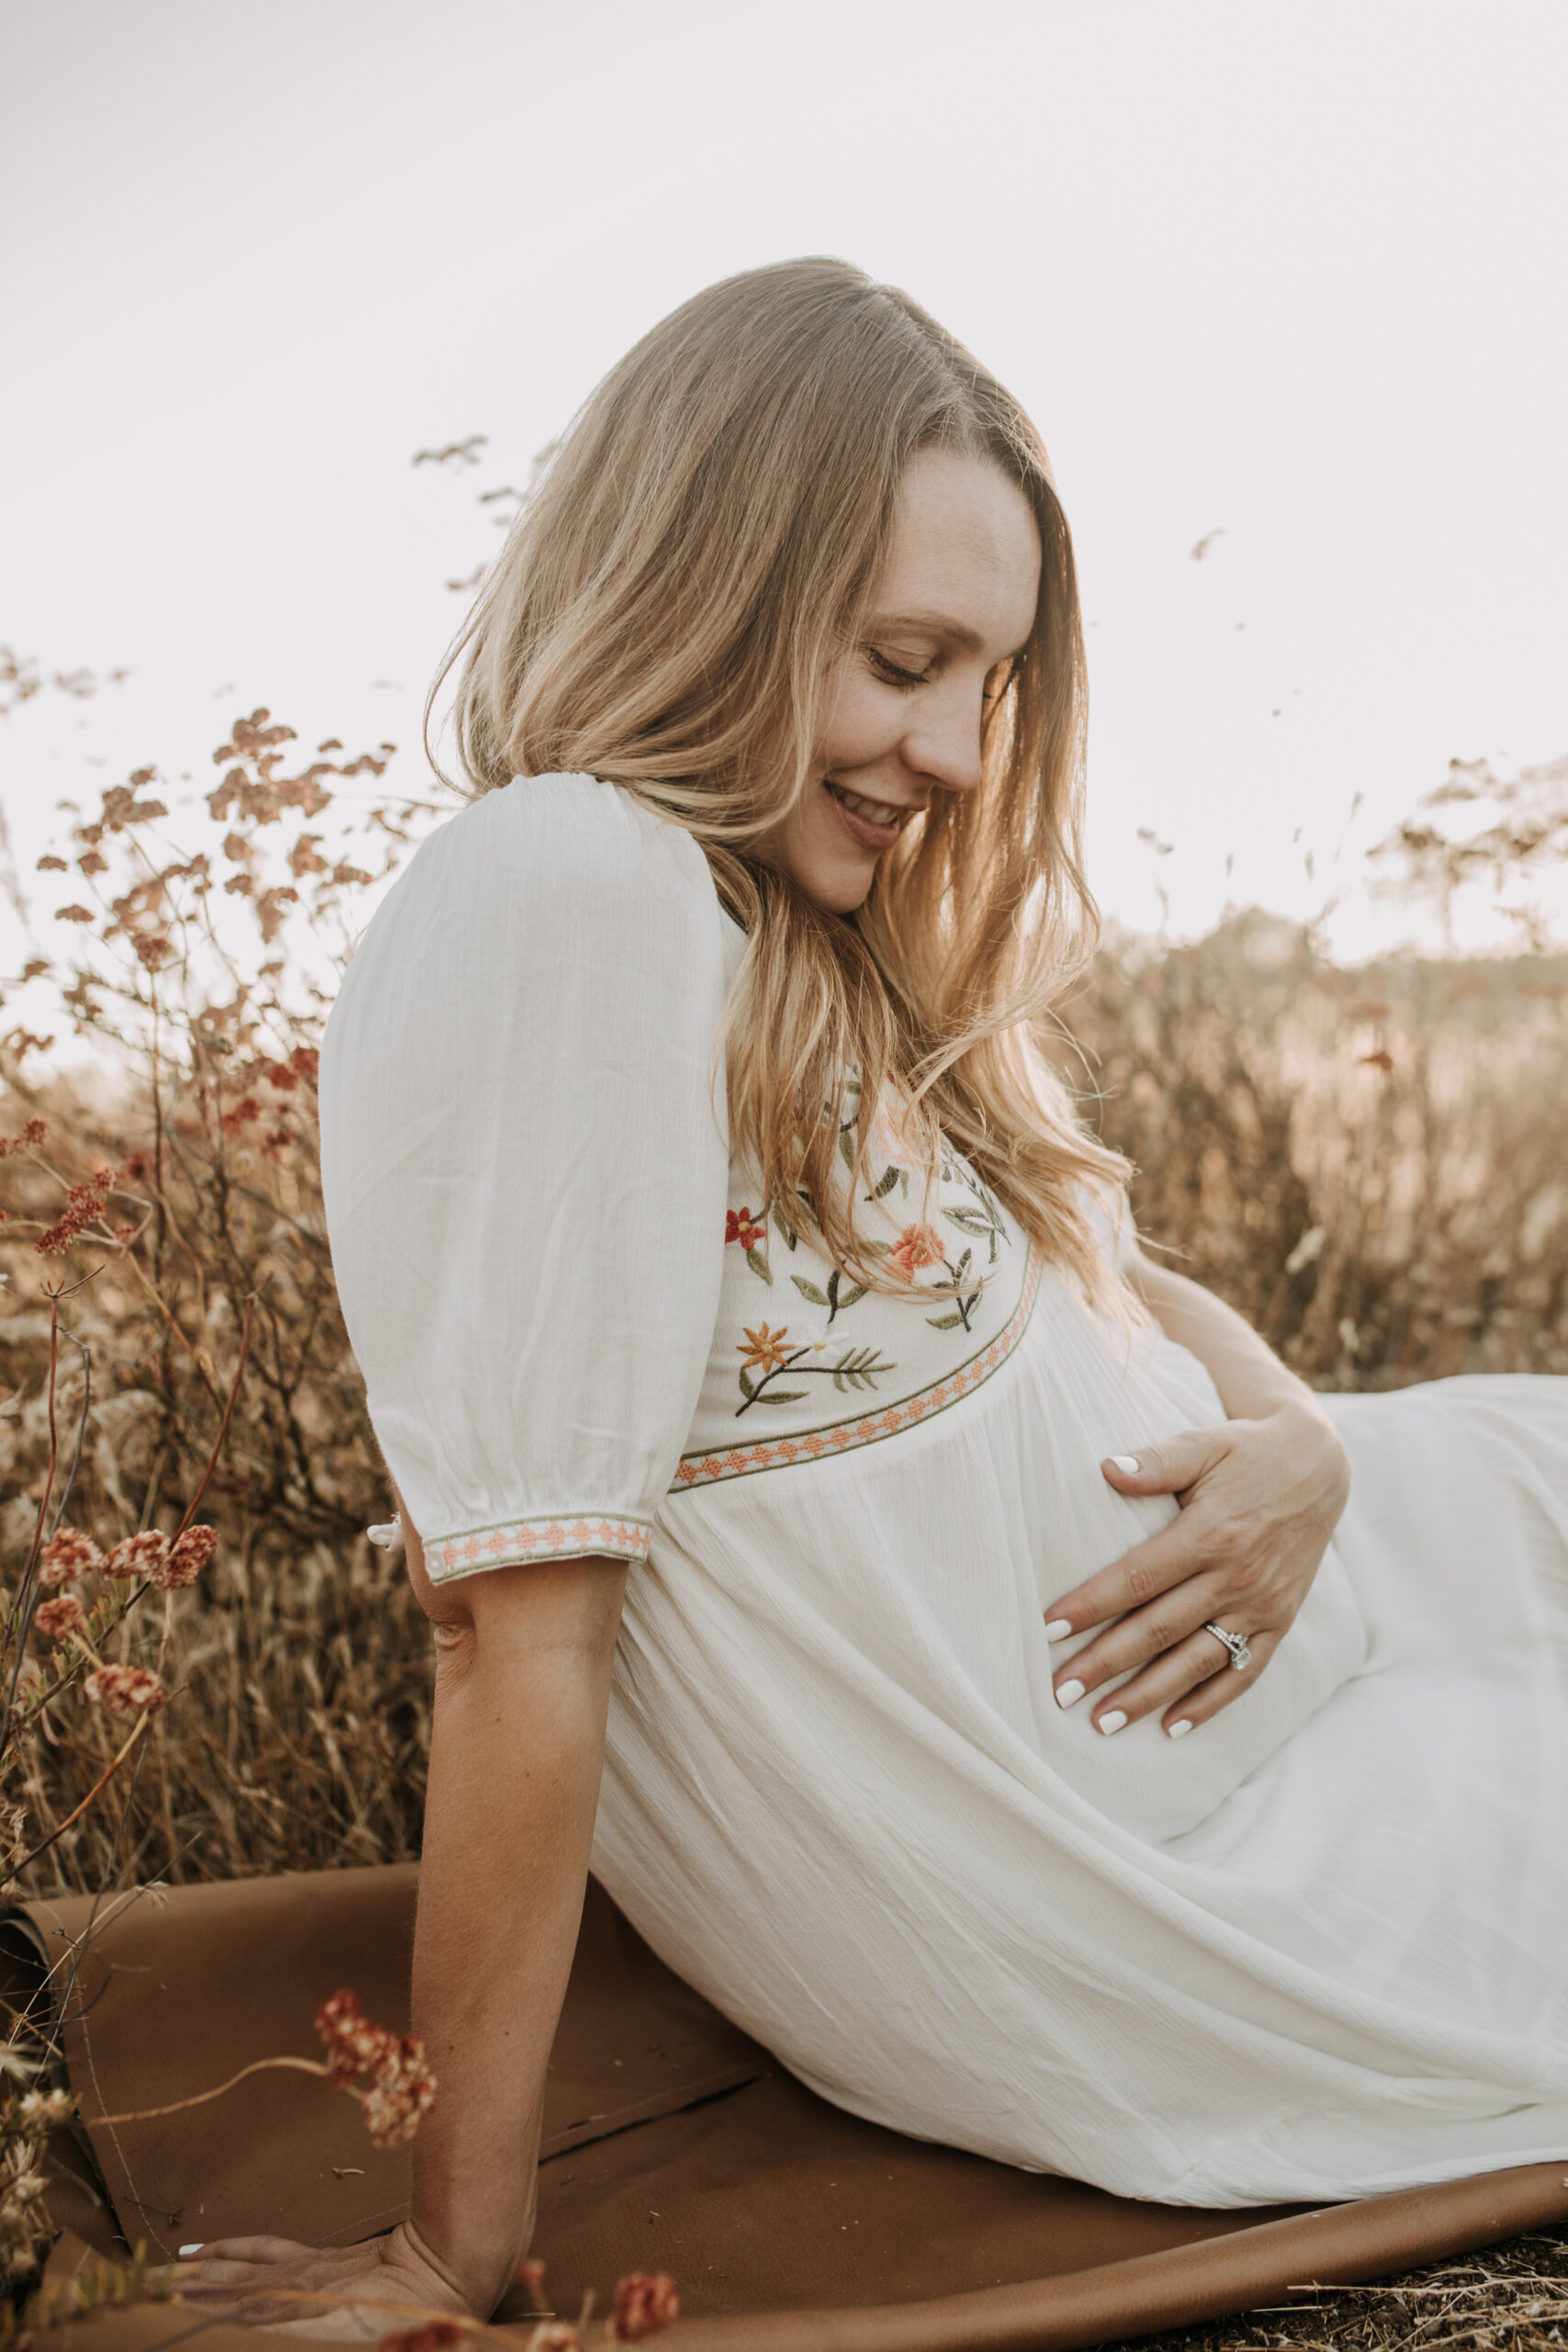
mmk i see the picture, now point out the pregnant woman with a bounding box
[189,257,1568,2331]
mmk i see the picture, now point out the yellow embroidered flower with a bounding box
[737,1322,791,1374]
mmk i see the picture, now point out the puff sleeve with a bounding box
[320,773,732,1583]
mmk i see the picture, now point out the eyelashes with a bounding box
[866,647,931,690]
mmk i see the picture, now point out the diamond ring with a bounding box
[1202,1621,1252,1671]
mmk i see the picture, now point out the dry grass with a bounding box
[2,729,1566,2326]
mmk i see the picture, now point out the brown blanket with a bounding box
[8,1866,1566,2348]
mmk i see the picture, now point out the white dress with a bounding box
[320,772,1568,2209]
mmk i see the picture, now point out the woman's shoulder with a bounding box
[367,772,730,964]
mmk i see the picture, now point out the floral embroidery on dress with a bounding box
[735,1320,894,1416]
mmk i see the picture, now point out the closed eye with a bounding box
[866,646,932,690]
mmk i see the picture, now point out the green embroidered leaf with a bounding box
[839,1125,858,1173]
[829,1347,893,1393]
[944,1206,996,1238]
[738,1368,757,1401]
[837,1283,867,1311]
[753,1387,809,1406]
[954,1247,973,1283]
[773,1208,798,1250]
[790,1276,829,1306]
[926,1309,968,1329]
[864,1238,892,1257]
[745,1247,773,1286]
[866,1164,900,1201]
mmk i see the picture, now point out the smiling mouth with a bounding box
[825,780,921,835]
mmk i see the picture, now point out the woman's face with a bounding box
[761,447,1043,914]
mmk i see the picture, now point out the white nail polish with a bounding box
[178,2245,204,2257]
[1043,1618,1073,1642]
[1055,1678,1086,1708]
[1109,1454,1141,1476]
[1098,1710,1128,1736]
[1167,1718,1194,1740]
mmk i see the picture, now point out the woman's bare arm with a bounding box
[408,1535,627,2307]
[186,1522,625,2331]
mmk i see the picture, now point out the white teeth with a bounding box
[829,785,908,829]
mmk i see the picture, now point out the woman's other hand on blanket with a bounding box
[178,2219,478,2338]
[1043,1401,1350,1740]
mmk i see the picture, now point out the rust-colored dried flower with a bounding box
[378,2324,462,2352]
[314,1990,437,2149]
[610,2272,680,2341]
[220,1096,262,1135]
[54,904,95,924]
[262,1058,299,1091]
[39,1527,103,1586]
[86,1664,167,1714]
[102,1530,171,1582]
[118,1150,151,1182]
[132,931,173,971]
[290,1045,320,1082]
[35,1594,88,1641]
[36,854,69,873]
[159,1525,218,1589]
[20,958,49,980]
[36,1170,114,1256]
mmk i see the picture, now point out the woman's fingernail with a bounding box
[1055,1678,1086,1709]
[177,2245,204,2257]
[1167,1718,1194,1740]
[1043,1617,1073,1642]
[1098,1709,1128,1736]
[1108,1454,1141,1476]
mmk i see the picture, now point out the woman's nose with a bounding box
[901,679,987,797]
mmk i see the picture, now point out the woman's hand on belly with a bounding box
[1042,1398,1351,1741]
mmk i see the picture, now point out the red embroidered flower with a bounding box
[725,1205,766,1252]
[888,1222,945,1281]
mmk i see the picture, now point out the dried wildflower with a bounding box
[36,1170,114,1255]
[133,931,174,971]
[0,1118,50,1157]
[220,1096,261,1134]
[725,1206,766,1252]
[314,1990,436,2150]
[514,2257,547,2302]
[36,855,68,874]
[54,904,95,924]
[85,1664,168,1714]
[35,1595,87,1642]
[102,1530,171,1582]
[378,2325,463,2352]
[610,2273,680,2342]
[39,1526,102,1586]
[888,1222,946,1281]
[118,1149,151,1182]
[262,1058,299,1091]
[159,1524,218,1589]
[19,958,48,980]
[290,1045,320,1082]
[262,1126,293,1157]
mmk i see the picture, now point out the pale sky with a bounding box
[3,0,1565,970]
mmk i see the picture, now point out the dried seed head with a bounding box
[610,2273,681,2342]
[159,1525,218,1589]
[39,1527,103,1587]
[102,1530,171,1582]
[35,1594,87,1641]
[85,1665,167,1714]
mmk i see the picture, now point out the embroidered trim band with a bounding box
[426,1511,651,1584]
[672,1241,1044,1493]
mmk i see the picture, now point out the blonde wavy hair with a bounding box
[433,256,1133,1307]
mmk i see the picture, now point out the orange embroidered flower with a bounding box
[888,1222,945,1281]
[725,1205,766,1252]
[737,1322,791,1374]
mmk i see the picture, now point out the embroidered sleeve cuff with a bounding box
[424,1511,652,1584]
